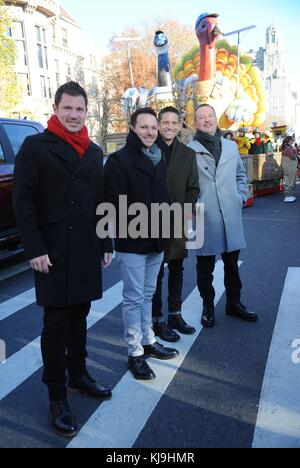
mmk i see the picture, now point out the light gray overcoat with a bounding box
[189,137,248,256]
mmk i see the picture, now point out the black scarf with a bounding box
[157,133,175,165]
[194,128,223,166]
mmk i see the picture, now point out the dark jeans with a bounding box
[152,259,184,320]
[197,251,242,307]
[41,303,91,401]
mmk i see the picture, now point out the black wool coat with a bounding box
[13,130,111,308]
[104,130,169,254]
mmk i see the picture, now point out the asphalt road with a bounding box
[0,187,299,449]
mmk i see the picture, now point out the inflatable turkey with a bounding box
[174,13,267,130]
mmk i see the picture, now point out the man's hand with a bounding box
[101,253,113,269]
[30,255,53,274]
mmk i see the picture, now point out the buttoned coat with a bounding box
[104,130,169,255]
[189,137,248,256]
[160,137,199,260]
[13,130,111,307]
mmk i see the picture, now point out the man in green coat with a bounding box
[152,107,200,342]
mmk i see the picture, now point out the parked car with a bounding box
[0,118,44,255]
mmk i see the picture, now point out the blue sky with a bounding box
[60,0,300,87]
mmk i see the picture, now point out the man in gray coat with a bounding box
[189,104,258,328]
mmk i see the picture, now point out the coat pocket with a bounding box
[38,209,65,226]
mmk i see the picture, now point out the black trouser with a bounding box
[196,251,242,307]
[41,303,91,402]
[152,259,184,320]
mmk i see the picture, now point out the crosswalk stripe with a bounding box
[0,262,30,283]
[0,288,35,321]
[0,258,117,322]
[253,268,300,448]
[0,281,123,401]
[68,260,234,449]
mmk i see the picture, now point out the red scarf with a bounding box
[47,115,90,158]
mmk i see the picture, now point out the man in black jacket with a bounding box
[104,108,179,381]
[13,82,113,438]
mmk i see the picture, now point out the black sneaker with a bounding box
[143,342,179,360]
[128,356,156,381]
[168,314,196,335]
[153,321,180,343]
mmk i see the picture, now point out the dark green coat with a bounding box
[160,137,200,260]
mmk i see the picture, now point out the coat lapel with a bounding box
[217,138,235,168]
[42,131,80,169]
[73,143,101,175]
[133,152,155,177]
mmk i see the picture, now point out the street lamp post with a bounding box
[223,25,257,97]
[113,37,143,88]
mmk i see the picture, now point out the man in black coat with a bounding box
[104,108,179,382]
[13,82,113,438]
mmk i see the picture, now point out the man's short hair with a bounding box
[130,107,157,127]
[195,104,216,116]
[55,81,88,107]
[158,106,180,122]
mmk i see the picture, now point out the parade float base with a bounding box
[253,179,283,197]
[252,153,282,181]
[241,153,283,184]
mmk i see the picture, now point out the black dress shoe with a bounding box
[69,375,112,400]
[226,300,258,322]
[168,314,196,335]
[143,342,179,360]
[128,356,156,381]
[153,321,180,343]
[201,305,215,328]
[49,399,78,438]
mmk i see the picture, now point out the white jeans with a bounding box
[116,252,164,357]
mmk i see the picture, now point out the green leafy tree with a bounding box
[0,0,21,115]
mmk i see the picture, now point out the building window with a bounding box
[40,76,47,98]
[51,23,56,43]
[91,76,98,96]
[65,63,72,82]
[18,73,31,96]
[62,28,68,48]
[47,77,52,99]
[40,76,52,99]
[8,21,28,67]
[35,25,48,70]
[55,59,60,89]
[40,75,46,98]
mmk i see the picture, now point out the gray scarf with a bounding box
[142,143,162,166]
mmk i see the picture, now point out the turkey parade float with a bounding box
[121,13,284,206]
